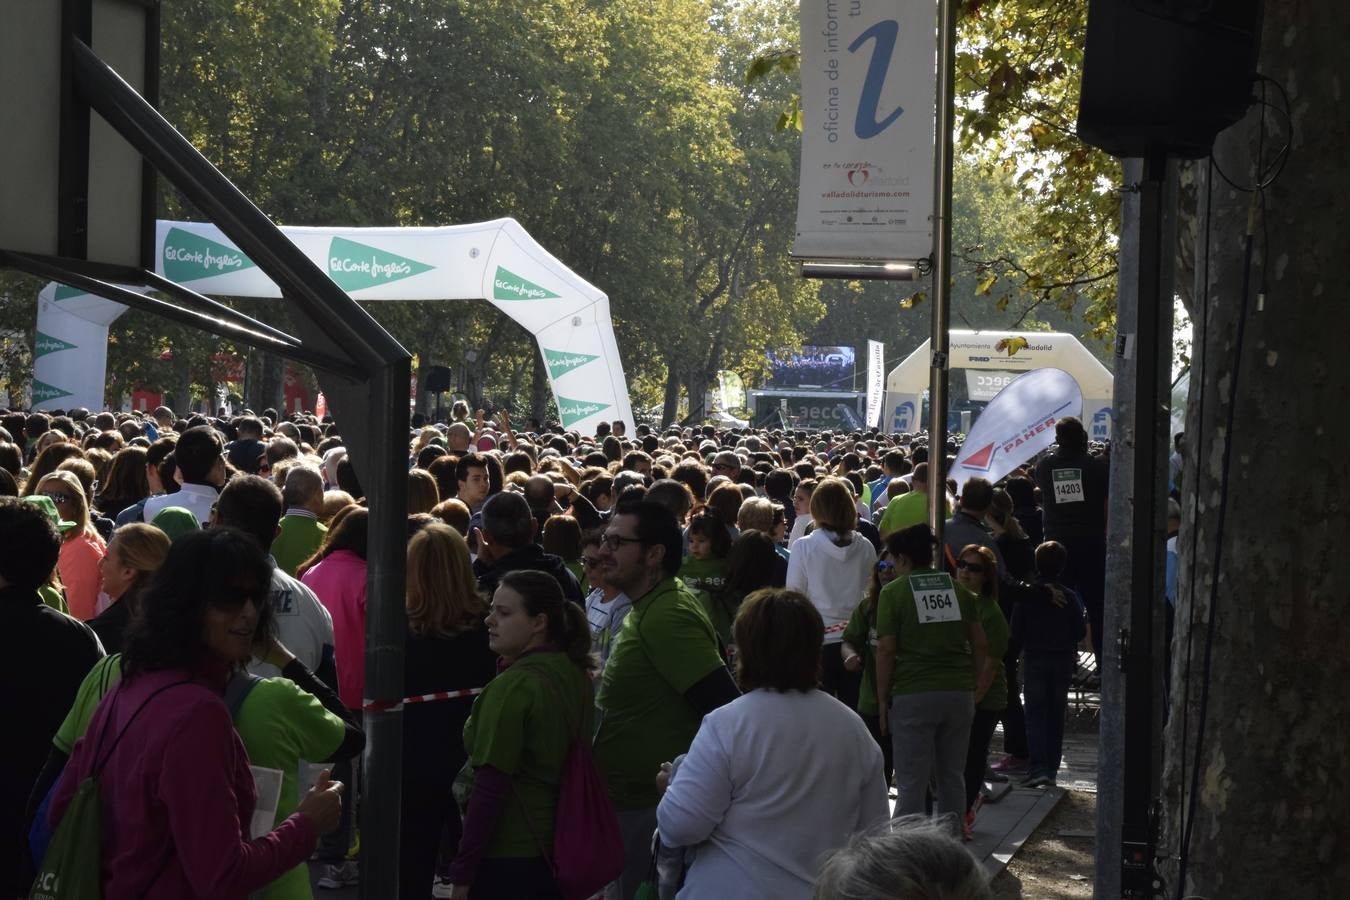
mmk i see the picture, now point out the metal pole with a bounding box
[927,0,958,543]
[359,360,411,900]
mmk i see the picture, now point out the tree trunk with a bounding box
[661,361,682,427]
[1162,6,1350,894]
[529,349,549,425]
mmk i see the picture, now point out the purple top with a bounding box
[49,668,317,898]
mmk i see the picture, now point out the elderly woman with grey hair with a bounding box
[813,816,992,900]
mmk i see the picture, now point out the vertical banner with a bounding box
[794,0,936,261]
[865,339,885,428]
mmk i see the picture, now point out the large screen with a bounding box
[768,345,856,389]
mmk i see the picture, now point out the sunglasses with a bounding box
[876,560,895,573]
[956,560,987,574]
[41,492,72,504]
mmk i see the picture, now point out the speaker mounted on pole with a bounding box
[1077,1,1264,159]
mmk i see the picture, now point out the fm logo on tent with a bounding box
[893,401,915,432]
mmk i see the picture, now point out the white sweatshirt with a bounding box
[786,527,877,643]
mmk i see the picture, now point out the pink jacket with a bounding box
[301,549,367,709]
[59,529,106,621]
[50,668,316,898]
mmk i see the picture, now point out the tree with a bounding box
[1161,6,1350,895]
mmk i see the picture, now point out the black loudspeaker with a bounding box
[425,365,453,393]
[1077,1,1264,159]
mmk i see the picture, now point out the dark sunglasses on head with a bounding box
[956,560,986,574]
[41,492,72,504]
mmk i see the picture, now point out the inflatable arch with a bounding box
[33,218,633,433]
[883,330,1114,438]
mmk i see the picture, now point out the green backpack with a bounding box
[30,681,189,900]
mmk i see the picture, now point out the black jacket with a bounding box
[474,544,584,604]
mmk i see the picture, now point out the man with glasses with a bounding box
[593,500,739,900]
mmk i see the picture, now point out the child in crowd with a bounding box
[1011,540,1086,788]
[679,509,731,597]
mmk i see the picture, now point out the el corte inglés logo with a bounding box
[544,348,598,379]
[31,380,72,403]
[34,332,76,358]
[328,237,434,291]
[162,227,256,283]
[556,396,611,428]
[493,266,560,301]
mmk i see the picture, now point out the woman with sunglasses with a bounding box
[45,528,345,897]
[954,544,1009,840]
[35,470,106,621]
[874,524,988,833]
[840,551,900,786]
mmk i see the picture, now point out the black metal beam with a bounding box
[69,36,406,371]
[1,250,365,380]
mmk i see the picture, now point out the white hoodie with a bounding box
[786,527,877,643]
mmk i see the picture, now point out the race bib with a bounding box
[910,573,960,624]
[1052,468,1085,504]
[248,765,284,838]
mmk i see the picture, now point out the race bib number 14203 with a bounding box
[1053,468,1085,504]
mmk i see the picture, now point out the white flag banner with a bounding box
[865,340,885,428]
[794,0,936,261]
[951,368,1083,493]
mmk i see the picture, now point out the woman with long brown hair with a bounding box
[95,445,151,521]
[954,543,1009,840]
[401,524,499,900]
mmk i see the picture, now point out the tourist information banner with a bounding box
[794,0,936,261]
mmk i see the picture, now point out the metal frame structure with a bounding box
[0,12,410,897]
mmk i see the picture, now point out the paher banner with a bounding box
[950,368,1083,493]
[866,339,885,428]
[794,0,936,261]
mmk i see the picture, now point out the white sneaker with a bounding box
[431,875,456,898]
[316,861,360,889]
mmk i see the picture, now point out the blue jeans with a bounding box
[1022,651,1075,780]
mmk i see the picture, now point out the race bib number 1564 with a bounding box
[910,573,960,624]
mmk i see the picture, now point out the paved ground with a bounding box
[310,674,1102,898]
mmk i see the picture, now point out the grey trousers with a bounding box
[889,690,975,830]
[603,805,658,900]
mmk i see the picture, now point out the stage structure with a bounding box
[33,219,634,433]
[883,330,1114,438]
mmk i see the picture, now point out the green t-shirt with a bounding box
[38,584,69,615]
[232,678,345,900]
[974,593,1010,712]
[53,656,345,900]
[841,598,880,715]
[878,491,950,537]
[594,577,725,810]
[271,514,328,577]
[876,568,978,695]
[678,556,727,598]
[697,589,740,652]
[463,651,593,858]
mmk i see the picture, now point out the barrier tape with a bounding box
[362,687,484,713]
[824,621,849,634]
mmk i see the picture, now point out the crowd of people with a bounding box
[2,398,1109,900]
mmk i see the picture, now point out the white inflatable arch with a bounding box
[883,330,1114,438]
[33,218,633,433]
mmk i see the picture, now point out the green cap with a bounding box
[23,495,77,532]
[150,506,201,541]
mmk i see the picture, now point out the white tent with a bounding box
[32,218,633,433]
[883,330,1114,438]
